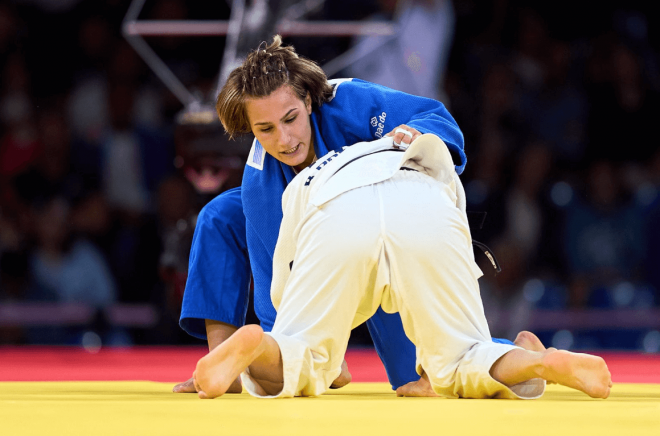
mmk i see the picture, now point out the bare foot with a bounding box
[330,360,352,389]
[540,349,612,399]
[513,331,559,384]
[514,331,546,352]
[173,377,197,393]
[395,372,439,397]
[173,376,242,394]
[194,324,265,399]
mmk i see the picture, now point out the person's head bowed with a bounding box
[216,35,333,138]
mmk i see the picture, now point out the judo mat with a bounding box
[1,347,659,436]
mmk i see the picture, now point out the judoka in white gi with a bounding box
[192,134,612,400]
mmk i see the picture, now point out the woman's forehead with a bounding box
[246,85,303,121]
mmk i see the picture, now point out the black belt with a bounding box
[473,240,501,274]
[332,148,406,176]
[467,212,501,274]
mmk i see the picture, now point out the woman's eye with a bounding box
[285,117,296,124]
[260,127,272,133]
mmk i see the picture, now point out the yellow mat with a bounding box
[1,382,659,436]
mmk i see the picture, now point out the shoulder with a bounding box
[319,78,388,119]
[326,78,381,103]
[327,78,355,101]
[321,79,411,114]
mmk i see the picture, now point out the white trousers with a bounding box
[242,169,545,399]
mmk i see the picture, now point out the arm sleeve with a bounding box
[320,79,467,173]
[179,187,251,340]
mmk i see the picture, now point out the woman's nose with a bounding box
[278,126,292,146]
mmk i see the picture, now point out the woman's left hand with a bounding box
[385,125,422,149]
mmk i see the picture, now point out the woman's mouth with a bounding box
[282,144,300,155]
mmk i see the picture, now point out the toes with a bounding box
[395,384,411,397]
[173,378,196,393]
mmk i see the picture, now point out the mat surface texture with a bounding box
[1,347,659,435]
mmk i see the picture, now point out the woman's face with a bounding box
[245,84,314,171]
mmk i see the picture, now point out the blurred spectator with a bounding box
[0,3,20,61]
[643,149,660,300]
[89,68,173,217]
[0,207,23,255]
[0,52,39,184]
[13,106,84,206]
[157,174,196,308]
[587,42,660,162]
[67,40,163,147]
[102,81,153,215]
[564,161,645,308]
[510,7,550,92]
[66,13,115,145]
[463,130,508,243]
[0,249,30,303]
[29,196,116,307]
[502,142,553,265]
[346,0,455,102]
[90,75,173,304]
[155,174,196,341]
[478,61,523,151]
[520,40,587,169]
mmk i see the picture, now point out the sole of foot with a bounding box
[194,324,264,399]
[541,349,612,399]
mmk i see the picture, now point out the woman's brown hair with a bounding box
[216,35,334,137]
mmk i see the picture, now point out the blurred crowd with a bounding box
[0,0,659,348]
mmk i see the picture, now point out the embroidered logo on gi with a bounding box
[246,138,265,171]
[373,112,387,138]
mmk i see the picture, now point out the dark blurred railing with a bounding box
[1,304,658,330]
[0,303,158,328]
[490,308,660,331]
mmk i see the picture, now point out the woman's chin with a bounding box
[291,160,307,171]
[288,149,313,169]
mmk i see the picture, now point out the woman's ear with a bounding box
[305,92,312,114]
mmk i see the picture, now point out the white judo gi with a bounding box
[241,134,545,399]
